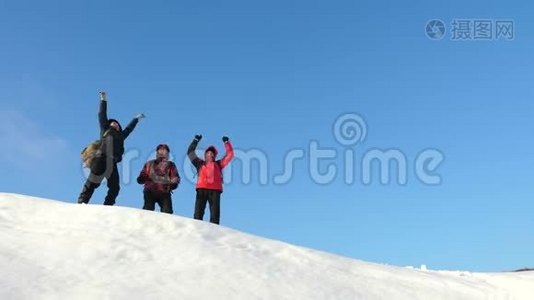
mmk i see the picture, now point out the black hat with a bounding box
[157,144,170,152]
[108,119,122,131]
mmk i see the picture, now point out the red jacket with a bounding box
[137,158,180,193]
[188,140,234,192]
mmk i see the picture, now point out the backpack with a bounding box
[81,130,110,168]
[144,159,178,192]
[148,159,172,184]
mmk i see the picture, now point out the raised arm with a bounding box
[219,136,234,169]
[122,113,144,140]
[187,134,203,169]
[98,92,109,133]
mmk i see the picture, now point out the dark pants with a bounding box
[78,156,120,205]
[143,190,173,214]
[194,189,221,224]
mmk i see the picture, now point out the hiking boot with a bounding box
[103,200,115,206]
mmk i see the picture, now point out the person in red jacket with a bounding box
[137,144,180,214]
[187,134,234,224]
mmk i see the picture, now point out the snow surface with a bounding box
[1,193,533,300]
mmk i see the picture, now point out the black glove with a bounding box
[194,134,202,142]
[222,136,229,143]
[137,174,148,184]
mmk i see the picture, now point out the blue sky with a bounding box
[1,0,532,272]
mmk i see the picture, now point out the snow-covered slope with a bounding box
[1,193,532,299]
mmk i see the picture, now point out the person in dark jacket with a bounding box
[137,144,180,214]
[77,91,145,205]
[187,134,234,224]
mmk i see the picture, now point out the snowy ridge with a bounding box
[0,193,532,299]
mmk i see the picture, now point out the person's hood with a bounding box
[108,118,122,131]
[205,145,218,157]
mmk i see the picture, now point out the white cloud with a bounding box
[0,111,69,170]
